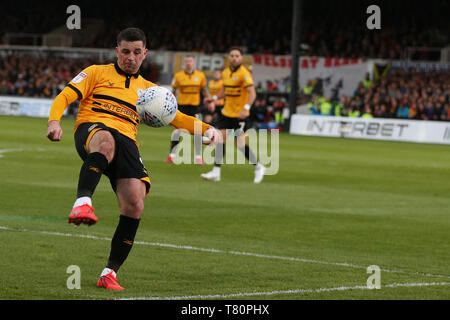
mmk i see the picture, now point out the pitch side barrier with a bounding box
[290,114,450,145]
[0,95,70,118]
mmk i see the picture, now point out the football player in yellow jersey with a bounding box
[46,28,219,290]
[165,55,210,165]
[203,68,224,124]
[201,47,267,183]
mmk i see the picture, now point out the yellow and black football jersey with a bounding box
[171,69,207,106]
[49,62,210,142]
[221,65,254,118]
[208,79,224,106]
[49,62,154,141]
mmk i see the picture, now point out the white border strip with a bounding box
[1,225,449,280]
[120,282,450,300]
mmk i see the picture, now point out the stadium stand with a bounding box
[0,54,159,98]
[302,68,450,121]
[1,0,449,58]
[0,0,449,126]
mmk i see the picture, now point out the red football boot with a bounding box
[68,204,98,226]
[164,155,175,163]
[97,270,124,290]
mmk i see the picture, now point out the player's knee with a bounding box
[89,130,115,162]
[98,140,115,162]
[122,196,144,217]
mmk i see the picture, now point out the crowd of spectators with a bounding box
[1,0,449,59]
[0,54,159,98]
[1,54,449,125]
[65,0,450,59]
[304,69,450,121]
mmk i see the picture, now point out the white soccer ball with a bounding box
[136,86,178,127]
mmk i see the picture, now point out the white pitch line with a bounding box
[1,225,449,280]
[0,148,24,158]
[119,281,450,300]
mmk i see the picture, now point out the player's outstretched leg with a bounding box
[69,151,108,225]
[70,130,114,226]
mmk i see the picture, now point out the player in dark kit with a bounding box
[46,27,219,290]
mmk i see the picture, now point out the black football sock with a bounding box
[214,143,225,167]
[170,130,181,154]
[239,145,257,165]
[106,215,140,273]
[76,152,108,198]
[170,139,179,154]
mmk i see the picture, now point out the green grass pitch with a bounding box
[0,115,449,300]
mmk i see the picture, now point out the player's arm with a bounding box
[205,86,224,112]
[237,85,256,120]
[47,65,97,141]
[46,87,79,141]
[206,86,225,103]
[170,110,220,144]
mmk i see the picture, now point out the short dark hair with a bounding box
[117,27,147,47]
[228,47,243,55]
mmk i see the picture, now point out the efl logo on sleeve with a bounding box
[72,72,87,84]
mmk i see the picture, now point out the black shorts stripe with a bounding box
[91,107,138,125]
[67,84,83,100]
[93,94,137,112]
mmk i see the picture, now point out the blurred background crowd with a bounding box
[300,69,450,121]
[0,0,449,127]
[1,0,448,58]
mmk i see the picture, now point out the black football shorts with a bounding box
[178,104,202,119]
[74,122,151,194]
[216,113,251,137]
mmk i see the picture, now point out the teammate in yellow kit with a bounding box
[46,28,218,290]
[165,55,210,164]
[203,68,224,124]
[201,47,266,183]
